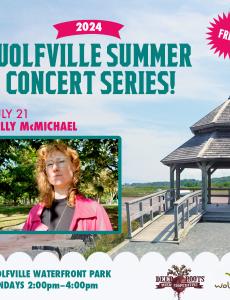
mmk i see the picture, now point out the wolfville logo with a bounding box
[215,273,230,288]
[155,265,205,300]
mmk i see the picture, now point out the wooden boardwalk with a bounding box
[125,193,230,245]
[131,210,175,242]
[130,203,230,244]
[130,209,202,243]
[125,190,204,242]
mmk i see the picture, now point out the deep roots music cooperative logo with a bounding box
[206,12,230,59]
[155,265,205,300]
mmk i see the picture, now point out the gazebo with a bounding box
[161,98,230,212]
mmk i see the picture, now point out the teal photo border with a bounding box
[0,135,122,235]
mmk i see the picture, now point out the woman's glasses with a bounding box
[45,159,68,170]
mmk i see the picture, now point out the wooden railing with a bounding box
[181,187,230,199]
[174,190,203,241]
[125,189,174,239]
[208,188,230,202]
[125,187,230,242]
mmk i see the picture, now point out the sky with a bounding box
[0,0,229,183]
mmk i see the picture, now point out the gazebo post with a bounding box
[207,169,211,204]
[170,165,175,204]
[175,167,183,200]
[209,168,217,205]
[199,162,208,211]
[175,167,180,200]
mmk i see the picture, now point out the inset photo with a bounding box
[0,137,121,234]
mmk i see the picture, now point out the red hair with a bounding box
[36,142,80,208]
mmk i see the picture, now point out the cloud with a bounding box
[121,127,188,182]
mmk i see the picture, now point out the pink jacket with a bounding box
[23,194,113,231]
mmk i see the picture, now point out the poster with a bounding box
[0,1,230,299]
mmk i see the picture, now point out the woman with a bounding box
[23,142,113,231]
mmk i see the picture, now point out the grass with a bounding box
[0,205,32,230]
[83,220,140,258]
[0,205,32,216]
[0,214,27,229]
[83,222,129,258]
[122,186,160,197]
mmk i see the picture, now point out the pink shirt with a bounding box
[23,194,113,231]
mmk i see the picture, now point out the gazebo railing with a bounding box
[125,189,174,239]
[180,187,230,195]
[174,190,203,241]
[208,188,230,203]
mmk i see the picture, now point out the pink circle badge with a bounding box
[206,12,230,59]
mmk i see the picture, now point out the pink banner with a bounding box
[53,20,124,39]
